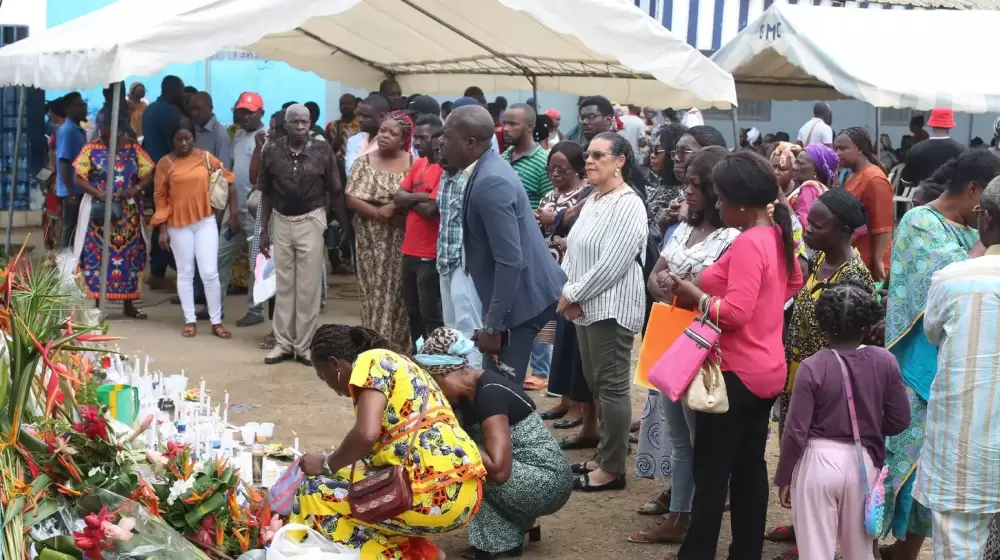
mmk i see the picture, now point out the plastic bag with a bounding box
[268,458,303,516]
[266,523,360,560]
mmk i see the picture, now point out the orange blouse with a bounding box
[151,148,234,228]
[844,164,894,275]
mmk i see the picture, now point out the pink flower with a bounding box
[102,517,135,541]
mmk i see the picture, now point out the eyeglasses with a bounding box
[548,165,573,176]
[583,150,609,161]
[671,147,694,162]
[579,112,603,122]
[653,148,666,155]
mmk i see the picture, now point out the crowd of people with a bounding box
[41,78,1000,559]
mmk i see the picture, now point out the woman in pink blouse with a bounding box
[664,151,803,560]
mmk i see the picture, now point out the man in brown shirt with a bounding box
[258,104,347,365]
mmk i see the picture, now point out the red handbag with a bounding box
[348,405,428,523]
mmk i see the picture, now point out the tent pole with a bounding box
[875,107,881,161]
[730,107,740,149]
[4,86,26,258]
[530,75,537,111]
[98,82,122,316]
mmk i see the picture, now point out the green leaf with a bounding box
[183,492,226,529]
[37,536,84,560]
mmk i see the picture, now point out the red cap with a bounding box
[927,107,956,129]
[235,91,264,112]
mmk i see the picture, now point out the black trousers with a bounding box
[678,371,775,560]
[59,195,80,249]
[485,303,556,385]
[400,255,444,346]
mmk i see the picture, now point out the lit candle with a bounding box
[294,437,300,453]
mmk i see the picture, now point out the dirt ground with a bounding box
[107,273,930,560]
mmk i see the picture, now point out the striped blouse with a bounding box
[562,186,648,333]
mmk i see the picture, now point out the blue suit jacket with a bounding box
[462,150,566,331]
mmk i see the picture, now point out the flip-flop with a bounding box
[181,324,196,338]
[637,489,672,516]
[522,375,548,391]
[212,324,232,339]
[764,525,796,542]
[553,418,583,429]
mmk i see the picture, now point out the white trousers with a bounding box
[169,216,222,324]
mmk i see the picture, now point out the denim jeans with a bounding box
[528,340,553,378]
[439,267,483,368]
[663,392,697,513]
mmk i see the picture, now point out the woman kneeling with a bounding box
[415,328,573,559]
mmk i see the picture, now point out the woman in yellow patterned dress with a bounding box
[296,324,486,560]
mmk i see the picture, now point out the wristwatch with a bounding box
[321,453,333,476]
[482,327,501,336]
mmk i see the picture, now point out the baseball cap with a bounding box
[406,95,440,117]
[235,91,264,112]
[927,107,956,129]
[452,96,481,109]
[545,108,560,119]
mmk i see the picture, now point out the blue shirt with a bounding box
[141,97,181,164]
[55,121,87,197]
[436,171,469,276]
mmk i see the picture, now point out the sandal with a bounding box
[637,488,672,515]
[772,547,799,560]
[522,375,548,391]
[627,512,690,544]
[553,418,583,429]
[124,307,148,319]
[212,324,232,339]
[765,525,796,542]
[259,334,277,350]
[181,324,197,338]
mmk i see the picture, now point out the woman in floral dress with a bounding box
[296,324,486,560]
[72,113,153,317]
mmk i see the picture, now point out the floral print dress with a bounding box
[292,349,486,559]
[72,140,154,300]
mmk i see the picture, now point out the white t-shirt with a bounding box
[797,117,833,146]
[618,114,646,154]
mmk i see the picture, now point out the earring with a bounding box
[614,167,621,177]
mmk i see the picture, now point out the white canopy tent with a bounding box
[0,0,737,308]
[0,0,737,109]
[711,3,1000,113]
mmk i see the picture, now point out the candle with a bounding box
[199,379,206,406]
[223,393,229,426]
[294,437,300,453]
[144,355,150,376]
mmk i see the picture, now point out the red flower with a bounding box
[163,441,186,460]
[74,406,110,441]
[73,507,115,559]
[80,405,99,423]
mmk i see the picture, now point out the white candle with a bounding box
[144,355,150,376]
[206,396,211,417]
[223,393,229,426]
[294,437,300,453]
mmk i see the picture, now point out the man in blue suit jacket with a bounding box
[439,105,566,383]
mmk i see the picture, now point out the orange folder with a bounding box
[634,300,698,390]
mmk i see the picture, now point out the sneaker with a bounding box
[296,355,313,367]
[264,348,292,364]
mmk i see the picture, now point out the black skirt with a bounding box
[546,316,592,402]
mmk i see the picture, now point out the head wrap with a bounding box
[413,328,476,375]
[803,144,840,185]
[770,141,802,169]
[680,108,704,128]
[746,127,761,145]
[817,187,867,231]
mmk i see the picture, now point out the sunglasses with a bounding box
[584,150,610,161]
[671,147,695,162]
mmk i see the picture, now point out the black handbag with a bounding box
[90,199,123,222]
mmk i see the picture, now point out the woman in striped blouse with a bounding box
[557,132,648,492]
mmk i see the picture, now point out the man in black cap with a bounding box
[406,95,440,120]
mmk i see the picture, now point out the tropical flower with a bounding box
[102,516,135,541]
[166,477,195,506]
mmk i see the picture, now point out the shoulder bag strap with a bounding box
[349,387,430,480]
[804,121,819,146]
[830,349,871,494]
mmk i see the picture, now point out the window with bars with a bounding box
[880,108,918,126]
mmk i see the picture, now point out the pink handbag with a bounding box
[649,299,722,402]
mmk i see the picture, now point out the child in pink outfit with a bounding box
[775,281,910,560]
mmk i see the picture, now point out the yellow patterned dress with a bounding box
[292,349,486,559]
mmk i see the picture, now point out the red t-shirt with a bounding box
[400,158,443,259]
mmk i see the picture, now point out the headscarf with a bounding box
[383,110,414,152]
[413,328,476,375]
[746,127,761,145]
[680,108,704,128]
[770,141,802,169]
[803,144,840,185]
[545,108,560,119]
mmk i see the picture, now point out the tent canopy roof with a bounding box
[711,3,1000,113]
[0,0,737,109]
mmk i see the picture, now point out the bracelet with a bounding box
[698,294,712,314]
[321,452,333,476]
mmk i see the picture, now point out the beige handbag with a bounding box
[682,299,729,413]
[204,151,230,211]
